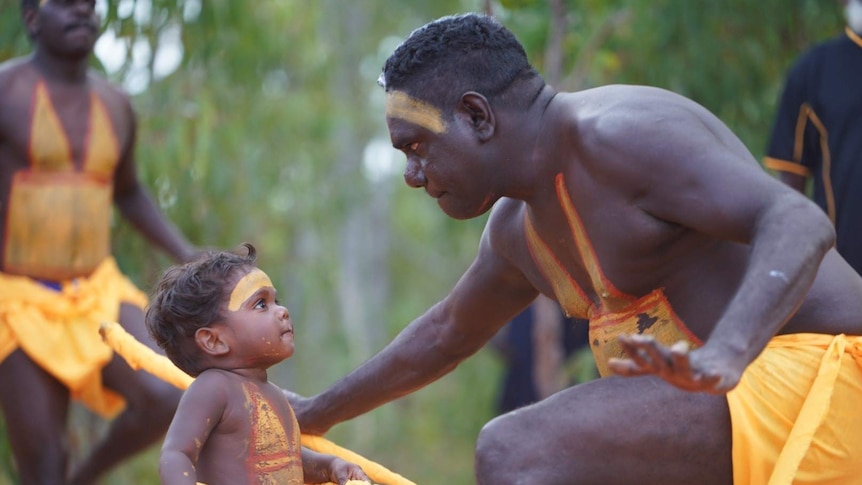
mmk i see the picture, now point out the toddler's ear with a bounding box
[195,326,230,356]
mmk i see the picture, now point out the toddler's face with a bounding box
[221,267,295,366]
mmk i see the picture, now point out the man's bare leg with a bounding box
[475,375,732,485]
[68,303,182,485]
[0,350,71,484]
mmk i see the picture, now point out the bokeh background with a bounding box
[0,0,843,483]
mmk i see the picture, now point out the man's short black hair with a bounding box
[380,13,541,112]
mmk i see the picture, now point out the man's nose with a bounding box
[403,158,426,188]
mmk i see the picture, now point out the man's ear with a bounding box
[459,92,495,142]
[195,326,230,356]
[22,8,39,38]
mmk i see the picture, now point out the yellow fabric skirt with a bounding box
[0,258,147,418]
[727,333,862,485]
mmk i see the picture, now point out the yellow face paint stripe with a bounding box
[385,91,447,134]
[228,268,274,311]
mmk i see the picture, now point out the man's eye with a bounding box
[408,142,420,152]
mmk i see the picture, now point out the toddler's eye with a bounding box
[254,299,267,309]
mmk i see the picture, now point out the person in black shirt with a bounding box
[764,0,862,274]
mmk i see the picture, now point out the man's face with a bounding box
[385,90,500,220]
[26,0,100,60]
[846,0,862,34]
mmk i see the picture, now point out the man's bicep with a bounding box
[444,231,539,347]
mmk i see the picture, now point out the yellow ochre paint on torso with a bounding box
[241,382,303,485]
[524,173,702,376]
[3,80,120,280]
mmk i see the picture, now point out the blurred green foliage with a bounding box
[0,0,843,483]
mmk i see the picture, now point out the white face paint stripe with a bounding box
[385,91,447,134]
[228,268,273,311]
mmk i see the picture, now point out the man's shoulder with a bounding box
[88,71,132,107]
[563,85,696,146]
[0,56,32,87]
[564,84,690,124]
[485,198,526,246]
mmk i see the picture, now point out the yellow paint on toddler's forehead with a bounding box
[385,91,447,134]
[228,268,274,311]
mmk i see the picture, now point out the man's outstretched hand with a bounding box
[607,334,746,394]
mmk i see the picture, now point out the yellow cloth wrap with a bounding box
[0,258,147,418]
[726,333,862,484]
[100,322,415,485]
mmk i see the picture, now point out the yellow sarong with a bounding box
[0,257,148,418]
[727,333,862,484]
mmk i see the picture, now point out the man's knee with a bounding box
[475,414,524,482]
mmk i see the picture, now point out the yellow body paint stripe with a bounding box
[385,91,447,134]
[523,211,593,318]
[554,174,633,310]
[30,81,74,171]
[83,93,120,179]
[228,269,273,311]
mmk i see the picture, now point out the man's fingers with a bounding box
[668,340,691,374]
[608,357,651,376]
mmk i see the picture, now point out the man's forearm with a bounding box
[305,311,468,433]
[707,194,834,363]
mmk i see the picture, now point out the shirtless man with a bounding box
[0,1,198,483]
[291,13,862,484]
